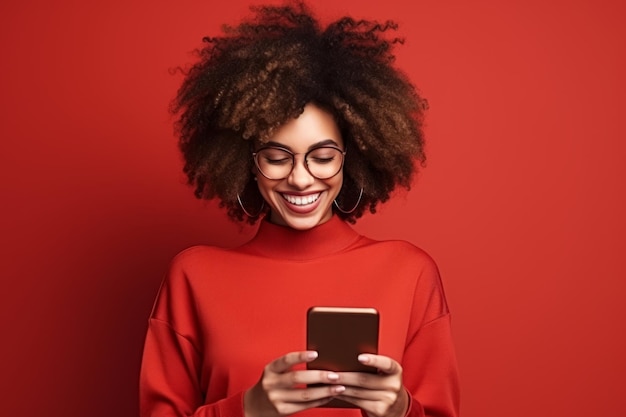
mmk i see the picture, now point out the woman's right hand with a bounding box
[244,351,346,417]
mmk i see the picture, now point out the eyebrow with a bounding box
[264,139,341,151]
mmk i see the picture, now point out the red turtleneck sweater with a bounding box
[140,216,460,417]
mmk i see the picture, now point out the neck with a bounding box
[239,216,361,261]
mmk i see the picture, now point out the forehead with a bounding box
[267,104,343,150]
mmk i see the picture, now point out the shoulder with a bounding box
[372,240,450,319]
[360,238,438,268]
[170,244,223,262]
[357,238,443,290]
[164,244,241,281]
[153,245,234,314]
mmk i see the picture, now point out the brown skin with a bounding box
[172,2,428,224]
[174,3,425,416]
[244,351,409,417]
[254,104,344,230]
[244,106,410,417]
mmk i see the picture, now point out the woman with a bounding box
[140,3,460,417]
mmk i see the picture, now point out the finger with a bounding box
[335,372,402,392]
[358,354,401,375]
[271,384,346,404]
[334,371,378,389]
[267,351,318,374]
[273,369,341,388]
[338,386,396,402]
[339,388,409,417]
[336,397,390,417]
[271,396,334,416]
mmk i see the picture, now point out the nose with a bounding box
[287,156,315,189]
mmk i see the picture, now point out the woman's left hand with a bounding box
[335,354,409,417]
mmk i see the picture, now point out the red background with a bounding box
[1,0,624,416]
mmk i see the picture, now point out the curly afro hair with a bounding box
[172,1,428,224]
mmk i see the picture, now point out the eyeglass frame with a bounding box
[252,144,347,180]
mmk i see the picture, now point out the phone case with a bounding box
[306,306,379,408]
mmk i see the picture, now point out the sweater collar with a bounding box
[239,215,361,261]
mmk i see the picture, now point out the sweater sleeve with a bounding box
[139,247,248,417]
[403,315,460,417]
[401,252,460,417]
[140,318,246,417]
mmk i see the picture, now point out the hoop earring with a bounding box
[237,194,265,218]
[333,187,363,214]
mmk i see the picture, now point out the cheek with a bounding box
[255,178,272,200]
[329,174,344,197]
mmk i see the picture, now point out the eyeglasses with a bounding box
[253,145,346,180]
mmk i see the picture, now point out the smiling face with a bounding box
[255,103,344,230]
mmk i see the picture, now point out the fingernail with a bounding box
[333,385,346,394]
[306,351,318,360]
[327,372,339,381]
[358,354,369,363]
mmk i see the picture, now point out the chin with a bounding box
[270,203,334,231]
[283,215,328,231]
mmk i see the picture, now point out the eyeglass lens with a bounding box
[255,147,344,180]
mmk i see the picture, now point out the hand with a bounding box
[244,351,346,417]
[335,354,409,417]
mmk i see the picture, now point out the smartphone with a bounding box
[306,306,379,408]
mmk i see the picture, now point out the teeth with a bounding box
[283,193,320,206]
